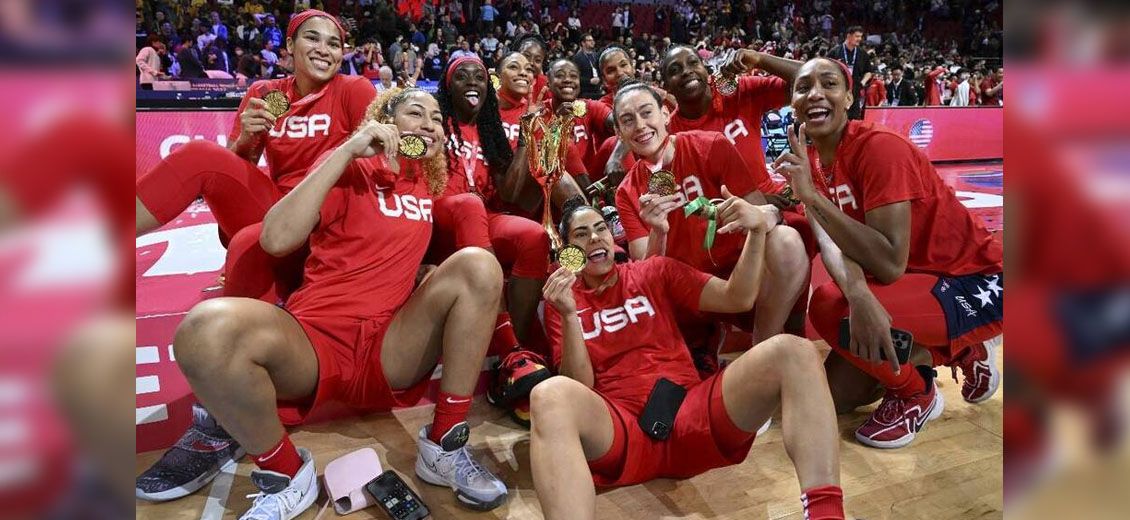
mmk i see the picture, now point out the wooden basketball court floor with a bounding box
[136,345,1003,520]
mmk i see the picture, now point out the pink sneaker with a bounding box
[855,369,945,449]
[951,336,1002,403]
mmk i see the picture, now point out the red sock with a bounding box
[429,391,473,445]
[802,485,845,520]
[252,433,302,478]
[488,312,520,357]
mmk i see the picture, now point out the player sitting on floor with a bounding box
[530,197,845,520]
[775,57,1003,449]
[612,82,810,372]
[170,88,509,520]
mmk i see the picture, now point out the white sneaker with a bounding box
[415,422,508,510]
[239,447,318,520]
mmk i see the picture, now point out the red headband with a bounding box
[286,9,346,42]
[829,58,854,92]
[445,56,486,88]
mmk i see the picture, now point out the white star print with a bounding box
[986,275,1002,297]
[974,287,994,308]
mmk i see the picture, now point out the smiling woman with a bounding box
[134,7,376,299]
[134,11,383,503]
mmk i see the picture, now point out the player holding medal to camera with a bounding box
[776,58,1004,449]
[531,196,845,520]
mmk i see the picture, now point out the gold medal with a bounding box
[490,73,501,91]
[571,101,587,119]
[398,134,427,159]
[715,74,738,97]
[557,245,587,273]
[648,170,677,196]
[262,90,290,118]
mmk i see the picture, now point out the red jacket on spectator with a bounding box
[924,66,946,105]
[865,78,886,106]
[979,76,1001,105]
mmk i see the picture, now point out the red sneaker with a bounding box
[951,336,1001,404]
[855,368,945,449]
[487,349,551,408]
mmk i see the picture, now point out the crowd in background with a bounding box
[136,0,1003,106]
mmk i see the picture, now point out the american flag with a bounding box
[908,119,934,148]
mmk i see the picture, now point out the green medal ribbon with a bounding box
[683,196,717,250]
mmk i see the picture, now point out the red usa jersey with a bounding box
[670,75,787,192]
[616,131,759,276]
[805,120,1003,276]
[286,156,433,320]
[228,75,376,191]
[443,122,497,202]
[545,257,709,415]
[550,98,613,171]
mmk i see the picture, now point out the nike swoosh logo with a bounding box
[445,397,471,404]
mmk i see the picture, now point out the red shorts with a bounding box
[277,315,431,426]
[587,370,756,487]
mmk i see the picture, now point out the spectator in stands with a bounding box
[826,26,872,120]
[451,38,477,60]
[422,43,445,81]
[236,13,261,50]
[376,65,396,93]
[342,42,367,75]
[886,66,917,106]
[979,67,1003,105]
[276,46,293,77]
[206,38,233,75]
[482,32,501,67]
[568,10,581,32]
[236,46,260,80]
[260,40,279,77]
[241,0,265,17]
[612,7,625,40]
[479,0,499,35]
[210,11,229,42]
[388,35,404,74]
[923,63,947,105]
[865,71,887,106]
[361,41,385,79]
[262,14,283,48]
[410,22,427,49]
[176,41,207,79]
[574,33,601,100]
[136,37,169,88]
[948,70,975,106]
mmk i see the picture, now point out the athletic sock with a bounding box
[488,312,520,357]
[429,391,473,445]
[801,484,845,520]
[252,433,302,478]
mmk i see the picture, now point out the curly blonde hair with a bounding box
[362,87,448,196]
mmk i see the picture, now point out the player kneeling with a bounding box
[529,197,845,520]
[171,88,508,520]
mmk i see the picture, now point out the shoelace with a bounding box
[450,447,493,484]
[874,395,907,425]
[242,486,303,520]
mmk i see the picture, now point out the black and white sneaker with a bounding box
[135,403,244,501]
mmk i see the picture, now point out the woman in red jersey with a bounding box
[530,197,844,520]
[431,55,552,351]
[545,59,616,183]
[135,10,372,241]
[136,11,375,302]
[172,88,510,519]
[612,82,809,351]
[775,58,1003,449]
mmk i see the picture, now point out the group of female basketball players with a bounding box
[135,10,1001,520]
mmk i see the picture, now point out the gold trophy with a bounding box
[521,108,572,254]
